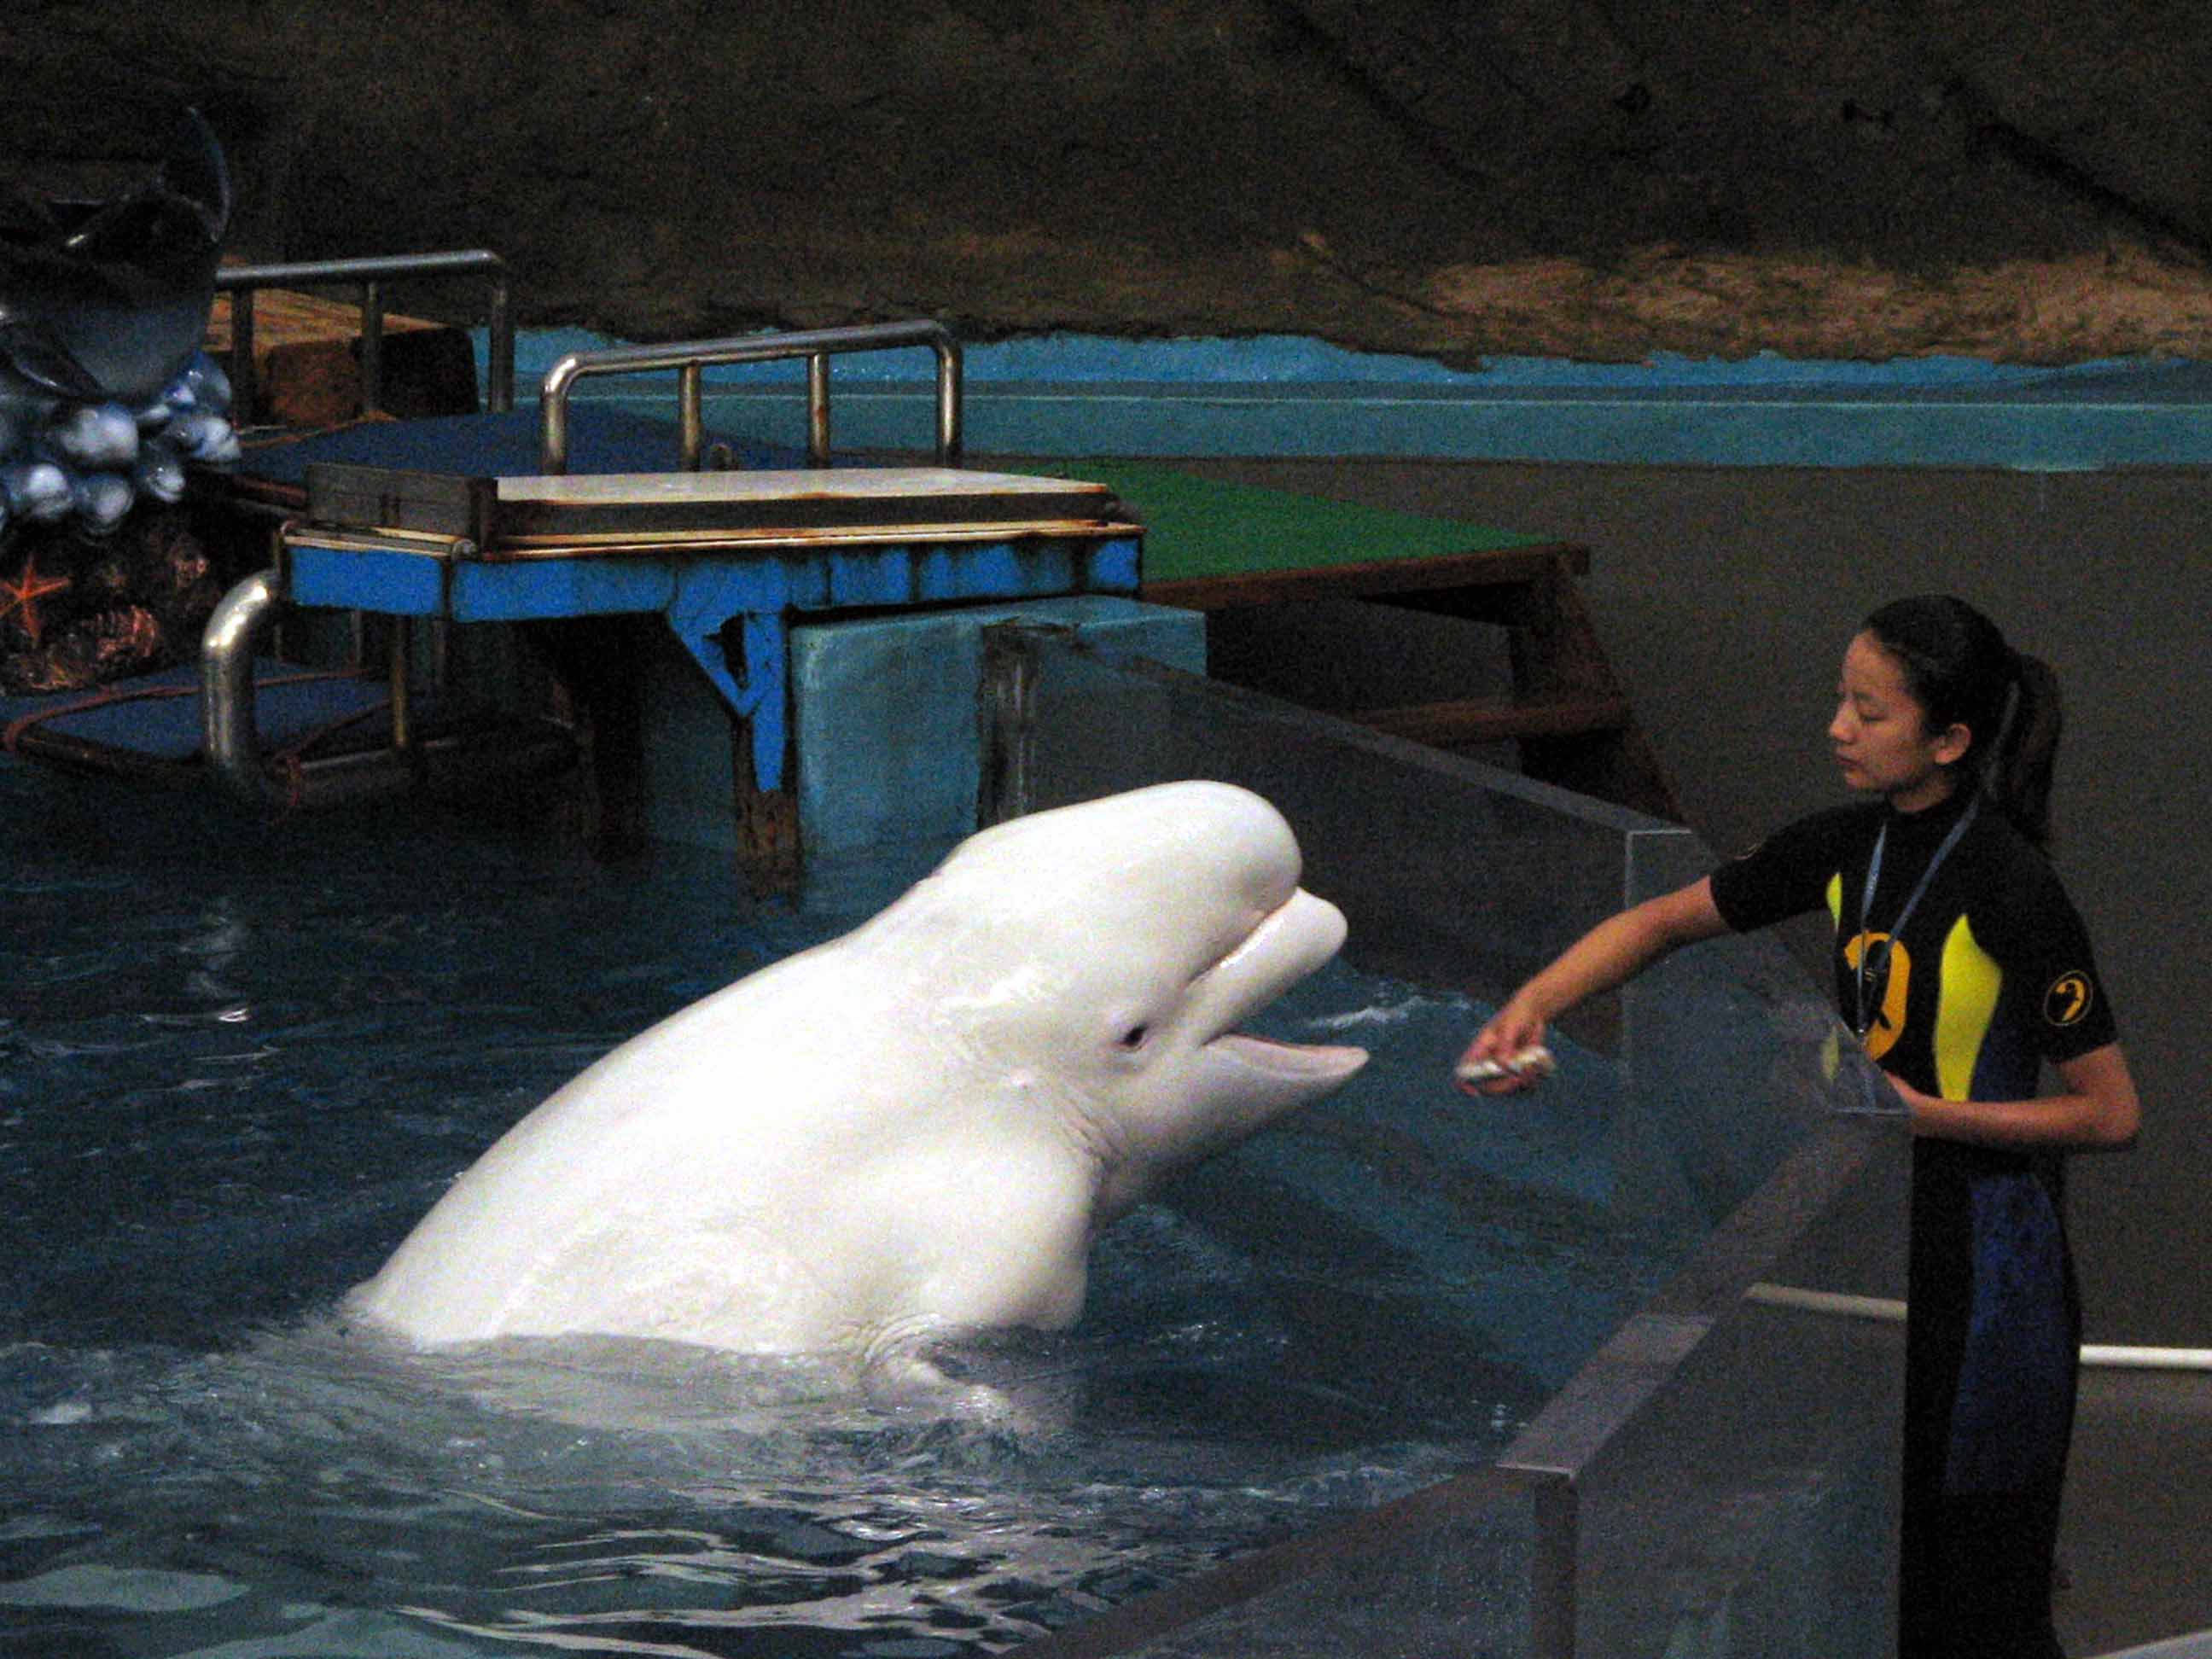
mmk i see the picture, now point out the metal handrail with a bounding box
[201,550,574,813]
[215,249,514,424]
[201,566,282,806]
[536,319,963,474]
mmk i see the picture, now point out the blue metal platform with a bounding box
[188,320,1150,876]
[270,463,1142,800]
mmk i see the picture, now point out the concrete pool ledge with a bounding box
[492,329,2212,470]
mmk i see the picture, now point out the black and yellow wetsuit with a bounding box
[1709,786,2117,1659]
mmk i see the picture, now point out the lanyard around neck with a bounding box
[1853,795,1979,1040]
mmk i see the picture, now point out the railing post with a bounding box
[485,276,514,413]
[807,353,831,467]
[387,615,414,754]
[936,336,963,466]
[679,363,704,470]
[229,289,259,427]
[358,280,385,416]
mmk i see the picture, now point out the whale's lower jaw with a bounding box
[1103,1033,1366,1212]
[1204,1030,1369,1084]
[1179,885,1367,1103]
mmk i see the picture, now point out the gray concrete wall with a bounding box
[1146,456,2209,1348]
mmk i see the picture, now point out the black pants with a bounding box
[1900,1492,2070,1658]
[1900,1153,2080,1658]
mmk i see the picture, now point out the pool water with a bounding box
[0,762,1700,1658]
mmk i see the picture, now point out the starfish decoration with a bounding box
[0,550,74,648]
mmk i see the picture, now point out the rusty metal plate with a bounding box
[489,467,1122,540]
[304,461,1126,547]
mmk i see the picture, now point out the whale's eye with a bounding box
[1117,1024,1150,1051]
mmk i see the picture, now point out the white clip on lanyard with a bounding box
[1853,796,1980,1044]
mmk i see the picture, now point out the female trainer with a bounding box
[1456,593,2139,1658]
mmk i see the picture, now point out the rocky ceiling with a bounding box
[9,0,2212,363]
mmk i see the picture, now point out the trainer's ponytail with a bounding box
[1989,649,2063,847]
[1863,595,2064,847]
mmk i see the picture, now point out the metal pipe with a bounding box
[202,568,573,813]
[201,568,284,810]
[2082,1345,2212,1372]
[484,277,514,412]
[358,280,385,415]
[229,288,258,427]
[214,249,513,292]
[678,363,703,471]
[937,343,963,466]
[387,616,413,753]
[1745,1284,2212,1371]
[807,353,831,467]
[538,318,963,474]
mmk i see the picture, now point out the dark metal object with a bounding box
[301,464,499,543]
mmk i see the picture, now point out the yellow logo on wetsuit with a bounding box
[2044,972,2094,1027]
[1844,930,1911,1060]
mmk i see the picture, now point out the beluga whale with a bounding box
[347,781,1368,1381]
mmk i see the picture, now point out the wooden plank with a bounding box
[495,467,1115,506]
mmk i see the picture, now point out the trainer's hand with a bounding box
[1454,1003,1552,1097]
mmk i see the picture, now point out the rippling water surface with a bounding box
[0,765,1696,1657]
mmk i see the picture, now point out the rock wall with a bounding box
[10,0,2212,360]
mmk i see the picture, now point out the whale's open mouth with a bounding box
[1186,889,1368,1085]
[1205,1028,1369,1080]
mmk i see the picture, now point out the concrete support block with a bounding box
[793,595,1203,857]
[639,595,1203,858]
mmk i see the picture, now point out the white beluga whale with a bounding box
[347,781,1368,1375]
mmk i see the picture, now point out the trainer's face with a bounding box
[1829,632,1967,809]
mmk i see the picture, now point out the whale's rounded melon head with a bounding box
[347,780,1367,1363]
[865,780,1366,1204]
